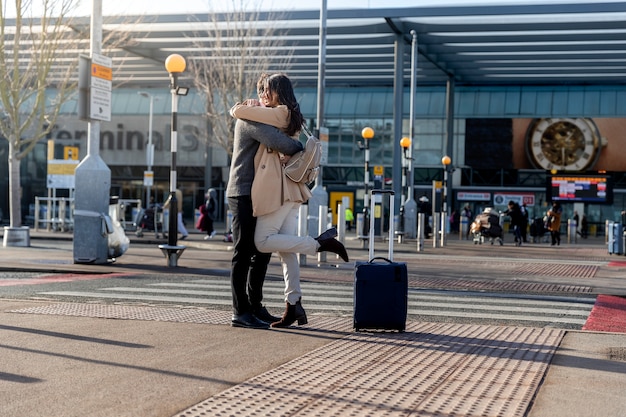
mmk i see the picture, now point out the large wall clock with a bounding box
[525,118,606,171]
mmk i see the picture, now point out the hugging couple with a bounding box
[226,72,349,330]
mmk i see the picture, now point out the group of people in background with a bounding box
[457,200,591,246]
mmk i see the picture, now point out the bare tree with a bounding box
[0,0,142,230]
[187,1,294,156]
[0,0,79,229]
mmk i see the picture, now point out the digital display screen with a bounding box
[547,175,613,204]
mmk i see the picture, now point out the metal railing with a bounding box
[33,197,75,232]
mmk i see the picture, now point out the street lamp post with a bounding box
[138,92,158,208]
[159,53,189,267]
[361,127,374,240]
[441,155,452,246]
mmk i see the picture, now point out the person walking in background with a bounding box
[163,189,188,240]
[547,201,563,246]
[573,210,580,238]
[231,72,349,328]
[449,208,459,233]
[579,214,588,239]
[503,200,524,246]
[519,203,529,243]
[462,204,473,238]
[197,188,218,240]
[226,100,305,330]
[418,195,432,238]
[345,207,354,231]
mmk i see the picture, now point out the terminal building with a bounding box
[1,3,625,235]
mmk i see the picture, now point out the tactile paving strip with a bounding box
[176,322,563,417]
[8,303,563,417]
[8,303,354,333]
[9,303,233,325]
[511,263,597,278]
[410,278,592,294]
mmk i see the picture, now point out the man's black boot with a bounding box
[252,305,281,323]
[231,312,270,329]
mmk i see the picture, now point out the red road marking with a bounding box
[582,295,626,333]
[0,273,136,287]
[607,261,626,267]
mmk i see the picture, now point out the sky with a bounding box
[5,0,616,18]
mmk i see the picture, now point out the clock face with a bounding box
[526,118,602,171]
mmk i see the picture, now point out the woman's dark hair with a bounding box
[264,73,304,136]
[256,73,269,97]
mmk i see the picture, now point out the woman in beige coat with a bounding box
[230,73,348,328]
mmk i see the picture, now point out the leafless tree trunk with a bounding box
[187,1,294,156]
[0,0,142,228]
[0,0,80,228]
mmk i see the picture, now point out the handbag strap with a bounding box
[301,124,314,138]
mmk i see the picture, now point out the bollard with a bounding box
[226,210,233,234]
[460,215,469,240]
[417,212,424,252]
[356,213,365,238]
[440,211,447,247]
[318,205,328,263]
[394,214,404,243]
[337,203,346,261]
[337,203,345,240]
[356,212,367,249]
[567,219,577,244]
[298,205,308,266]
[432,212,440,248]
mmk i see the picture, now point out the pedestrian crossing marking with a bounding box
[39,277,595,328]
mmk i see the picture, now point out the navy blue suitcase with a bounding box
[354,190,408,332]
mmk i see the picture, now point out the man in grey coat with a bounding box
[226,119,304,329]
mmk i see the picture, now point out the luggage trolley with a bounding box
[134,205,164,238]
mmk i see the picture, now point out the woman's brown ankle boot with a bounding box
[271,299,308,328]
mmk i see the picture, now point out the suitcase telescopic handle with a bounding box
[369,256,393,264]
[369,189,395,261]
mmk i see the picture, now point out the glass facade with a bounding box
[2,84,626,230]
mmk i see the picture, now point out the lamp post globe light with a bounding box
[361,127,374,238]
[159,53,188,266]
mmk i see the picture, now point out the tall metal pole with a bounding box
[73,0,111,264]
[408,30,417,202]
[403,30,418,239]
[167,75,179,247]
[139,92,155,207]
[147,95,154,206]
[308,0,328,238]
[159,54,187,267]
[361,127,374,240]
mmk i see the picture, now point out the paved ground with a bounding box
[0,229,625,417]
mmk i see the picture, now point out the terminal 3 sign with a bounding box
[47,116,222,168]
